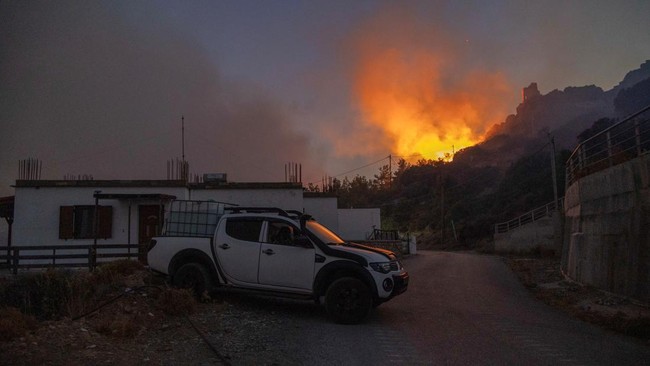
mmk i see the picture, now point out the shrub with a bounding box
[0,307,37,342]
[1,270,73,320]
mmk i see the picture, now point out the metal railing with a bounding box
[566,105,650,186]
[494,198,563,234]
[367,229,399,240]
[0,244,140,274]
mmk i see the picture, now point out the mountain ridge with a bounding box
[454,60,650,168]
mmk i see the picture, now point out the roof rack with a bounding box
[224,207,290,217]
[285,210,304,219]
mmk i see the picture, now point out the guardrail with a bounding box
[566,105,650,186]
[0,244,140,274]
[494,198,563,234]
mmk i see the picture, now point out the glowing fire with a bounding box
[352,25,512,161]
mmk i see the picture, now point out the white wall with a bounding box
[190,188,304,211]
[337,208,381,241]
[303,196,338,232]
[12,183,384,251]
[13,186,187,246]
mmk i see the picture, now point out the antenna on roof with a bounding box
[181,115,185,163]
[18,158,42,180]
[285,162,302,183]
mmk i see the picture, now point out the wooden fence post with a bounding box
[88,247,94,271]
[12,248,19,275]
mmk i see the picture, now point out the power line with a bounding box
[306,155,390,185]
[307,152,431,187]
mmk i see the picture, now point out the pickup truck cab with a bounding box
[147,201,408,324]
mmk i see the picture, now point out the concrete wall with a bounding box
[13,186,187,246]
[564,154,650,302]
[494,215,559,254]
[190,188,303,211]
[303,196,338,232]
[337,208,381,241]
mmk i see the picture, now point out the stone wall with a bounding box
[563,154,650,302]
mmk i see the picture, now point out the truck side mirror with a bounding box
[299,214,312,232]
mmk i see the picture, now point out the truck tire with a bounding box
[172,263,213,298]
[325,277,372,324]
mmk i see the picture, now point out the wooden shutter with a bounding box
[98,206,113,239]
[59,206,74,239]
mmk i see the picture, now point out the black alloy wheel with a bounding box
[325,277,372,324]
[172,262,212,298]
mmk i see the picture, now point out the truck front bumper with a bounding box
[391,271,409,297]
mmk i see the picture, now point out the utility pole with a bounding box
[549,133,559,209]
[439,171,445,245]
[388,154,392,188]
[181,115,185,163]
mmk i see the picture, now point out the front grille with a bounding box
[389,261,399,271]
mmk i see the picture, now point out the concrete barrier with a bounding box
[494,214,561,255]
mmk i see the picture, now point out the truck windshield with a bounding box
[306,220,344,245]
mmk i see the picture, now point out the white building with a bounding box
[5,179,381,262]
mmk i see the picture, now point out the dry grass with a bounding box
[0,307,37,341]
[0,260,203,343]
[156,288,197,316]
[94,314,140,338]
[91,260,144,286]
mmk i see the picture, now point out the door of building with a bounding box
[138,205,163,264]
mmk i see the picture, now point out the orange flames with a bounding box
[351,12,512,161]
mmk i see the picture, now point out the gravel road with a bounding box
[204,251,650,365]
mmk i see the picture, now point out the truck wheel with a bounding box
[325,277,372,324]
[173,263,212,298]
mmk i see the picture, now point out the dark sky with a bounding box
[1,0,649,196]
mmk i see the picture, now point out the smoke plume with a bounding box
[0,1,320,196]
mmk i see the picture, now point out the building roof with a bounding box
[93,193,177,201]
[188,182,303,190]
[14,180,188,188]
[303,191,338,198]
[14,180,303,190]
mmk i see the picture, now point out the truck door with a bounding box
[258,219,315,290]
[215,217,263,284]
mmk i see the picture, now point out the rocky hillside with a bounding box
[455,60,650,168]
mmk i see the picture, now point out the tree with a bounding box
[305,183,320,192]
[373,164,392,190]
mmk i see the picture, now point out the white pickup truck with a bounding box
[147,200,408,324]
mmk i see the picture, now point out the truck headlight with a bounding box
[370,262,393,274]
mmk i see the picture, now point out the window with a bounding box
[225,218,262,242]
[59,205,113,239]
[265,221,296,245]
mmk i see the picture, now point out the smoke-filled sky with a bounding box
[1,0,649,196]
